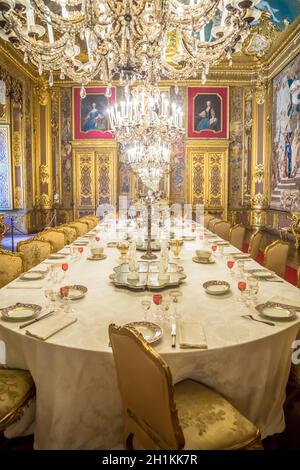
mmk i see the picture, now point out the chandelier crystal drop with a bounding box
[108,84,184,146]
[0,0,262,85]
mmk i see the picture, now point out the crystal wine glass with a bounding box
[152,294,163,320]
[141,299,151,321]
[237,278,247,303]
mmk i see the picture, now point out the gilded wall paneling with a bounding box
[229,87,244,209]
[51,87,60,198]
[11,102,24,209]
[60,87,73,209]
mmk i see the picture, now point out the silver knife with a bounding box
[19,310,55,329]
[171,323,176,348]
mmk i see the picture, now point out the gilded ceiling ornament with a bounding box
[0,65,23,105]
[243,12,279,59]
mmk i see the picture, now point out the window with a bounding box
[0,124,13,210]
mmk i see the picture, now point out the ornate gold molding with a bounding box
[0,65,23,105]
[39,164,50,184]
[253,164,264,183]
[34,80,50,106]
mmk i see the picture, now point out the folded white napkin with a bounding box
[178,321,207,349]
[25,313,77,340]
[6,284,42,289]
[269,296,300,311]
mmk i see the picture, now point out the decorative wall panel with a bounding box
[24,83,33,210]
[229,87,244,209]
[0,125,12,210]
[61,87,73,209]
[170,139,186,204]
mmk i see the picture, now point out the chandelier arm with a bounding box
[29,0,88,32]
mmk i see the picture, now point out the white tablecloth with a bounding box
[0,226,300,449]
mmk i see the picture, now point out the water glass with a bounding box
[247,276,259,304]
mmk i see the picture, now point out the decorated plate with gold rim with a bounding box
[0,303,42,322]
[203,280,230,295]
[124,322,163,344]
[87,254,107,261]
[60,285,88,300]
[256,302,297,321]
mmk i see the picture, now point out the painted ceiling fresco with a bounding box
[256,1,300,27]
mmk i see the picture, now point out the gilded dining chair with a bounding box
[263,240,289,278]
[57,225,77,244]
[297,266,300,289]
[109,324,262,450]
[0,249,23,288]
[208,218,221,232]
[0,366,35,433]
[68,222,89,237]
[17,239,51,271]
[248,230,263,261]
[36,229,65,252]
[214,221,231,241]
[79,218,94,230]
[204,214,215,229]
[230,224,246,251]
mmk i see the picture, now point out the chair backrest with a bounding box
[0,249,23,288]
[298,267,300,289]
[109,324,184,450]
[230,224,246,251]
[214,221,231,241]
[17,239,51,271]
[204,214,215,229]
[68,222,88,236]
[248,230,263,260]
[208,218,221,232]
[79,218,94,230]
[263,240,289,278]
[57,226,77,244]
[36,229,65,252]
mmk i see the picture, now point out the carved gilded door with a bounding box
[187,145,228,217]
[73,146,117,218]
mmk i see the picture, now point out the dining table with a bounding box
[0,222,300,449]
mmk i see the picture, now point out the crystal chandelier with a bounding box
[108,84,184,146]
[124,140,171,191]
[0,0,262,86]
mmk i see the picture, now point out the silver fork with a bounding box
[242,314,275,326]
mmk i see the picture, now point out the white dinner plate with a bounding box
[256,302,297,320]
[251,270,274,279]
[20,271,44,281]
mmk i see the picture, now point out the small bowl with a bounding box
[196,250,211,260]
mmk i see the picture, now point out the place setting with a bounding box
[193,248,215,264]
[87,246,107,261]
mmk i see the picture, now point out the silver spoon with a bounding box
[242,314,275,326]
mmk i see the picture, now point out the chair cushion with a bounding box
[174,380,259,450]
[0,369,34,420]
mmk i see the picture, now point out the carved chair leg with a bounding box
[124,432,134,450]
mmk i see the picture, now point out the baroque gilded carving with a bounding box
[0,65,23,106]
[243,12,280,59]
[34,80,50,106]
[253,164,264,183]
[12,131,21,166]
[37,193,52,209]
[39,164,50,184]
[250,193,268,209]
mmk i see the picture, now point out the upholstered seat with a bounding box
[248,230,263,260]
[17,239,51,271]
[174,380,259,450]
[263,240,289,278]
[230,224,246,251]
[214,221,231,241]
[204,214,215,229]
[79,218,94,230]
[0,249,23,288]
[83,215,99,227]
[0,368,35,432]
[208,218,221,232]
[68,222,89,237]
[36,229,65,252]
[56,226,77,244]
[109,324,261,450]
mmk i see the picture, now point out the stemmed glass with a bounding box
[237,278,247,303]
[227,257,235,275]
[44,288,59,311]
[161,297,171,324]
[61,262,69,280]
[59,286,74,314]
[169,290,183,320]
[141,298,151,321]
[152,294,163,320]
